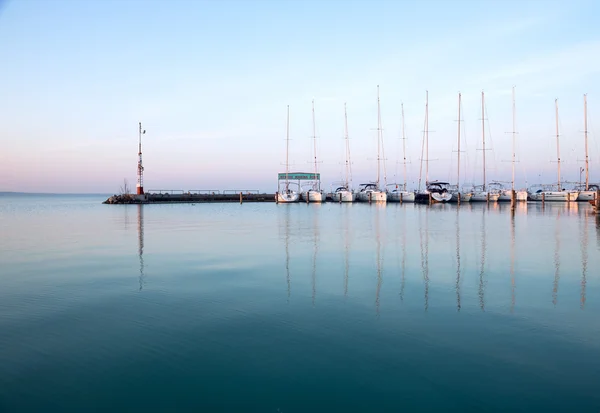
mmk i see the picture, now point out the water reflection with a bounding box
[137,205,144,291]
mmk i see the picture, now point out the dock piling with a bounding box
[596,190,600,213]
[239,192,243,204]
[400,193,403,204]
[275,192,279,204]
[457,193,461,206]
[369,192,372,204]
[511,190,516,210]
[428,193,432,205]
[542,192,545,208]
[339,193,342,203]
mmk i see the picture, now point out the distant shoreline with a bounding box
[0,192,112,196]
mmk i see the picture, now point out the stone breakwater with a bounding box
[103,193,277,204]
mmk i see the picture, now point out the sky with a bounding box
[1,0,599,193]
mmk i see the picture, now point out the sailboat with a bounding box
[415,91,452,203]
[450,92,472,202]
[357,85,387,202]
[302,100,324,202]
[471,91,500,202]
[277,105,300,203]
[331,103,356,202]
[497,86,528,202]
[529,99,579,202]
[576,94,599,201]
[387,103,416,202]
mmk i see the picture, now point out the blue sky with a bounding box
[1,0,599,193]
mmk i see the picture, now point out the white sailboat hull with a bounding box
[332,190,355,202]
[357,190,387,202]
[387,191,415,202]
[450,192,472,202]
[302,190,323,203]
[498,190,528,202]
[471,191,500,202]
[530,191,579,202]
[431,192,452,203]
[277,191,300,203]
[576,190,598,201]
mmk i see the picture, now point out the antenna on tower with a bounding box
[137,122,146,195]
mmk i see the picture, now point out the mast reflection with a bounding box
[285,207,291,301]
[312,205,320,307]
[343,205,350,298]
[400,207,406,303]
[510,212,516,313]
[553,211,561,307]
[478,207,486,311]
[419,206,429,312]
[375,205,383,316]
[580,211,588,309]
[137,204,144,291]
[455,208,461,312]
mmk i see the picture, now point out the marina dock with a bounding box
[103,191,276,204]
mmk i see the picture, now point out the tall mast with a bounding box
[401,103,407,191]
[344,102,352,188]
[457,93,461,187]
[584,94,589,190]
[136,122,144,195]
[425,90,429,184]
[511,86,516,191]
[556,99,561,191]
[286,105,290,189]
[376,85,381,187]
[312,99,319,190]
[481,91,486,191]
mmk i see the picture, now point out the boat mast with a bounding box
[401,103,407,191]
[511,86,516,191]
[556,99,561,191]
[286,105,290,190]
[481,91,486,192]
[312,99,319,191]
[584,93,589,190]
[344,102,352,189]
[457,93,461,188]
[425,90,429,185]
[376,85,381,188]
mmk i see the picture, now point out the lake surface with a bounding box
[1,194,600,412]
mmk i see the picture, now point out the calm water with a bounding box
[1,194,600,412]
